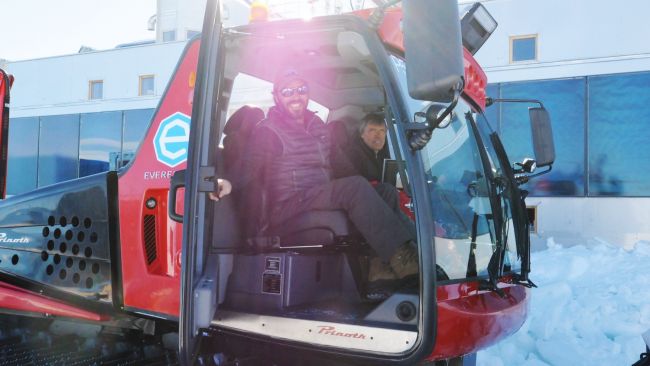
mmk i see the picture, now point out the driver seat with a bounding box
[250,209,355,251]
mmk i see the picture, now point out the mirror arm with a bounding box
[515,165,552,185]
[434,85,462,127]
[407,80,464,151]
[486,97,545,109]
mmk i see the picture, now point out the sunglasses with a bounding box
[279,85,309,98]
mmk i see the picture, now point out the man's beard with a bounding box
[283,101,306,120]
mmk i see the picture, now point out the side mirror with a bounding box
[403,0,464,102]
[529,107,555,167]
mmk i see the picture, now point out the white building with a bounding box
[8,0,252,118]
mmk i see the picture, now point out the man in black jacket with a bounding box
[347,113,390,183]
[220,68,419,285]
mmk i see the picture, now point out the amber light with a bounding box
[250,1,269,23]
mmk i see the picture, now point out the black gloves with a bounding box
[409,128,433,151]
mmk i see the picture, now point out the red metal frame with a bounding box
[0,283,108,322]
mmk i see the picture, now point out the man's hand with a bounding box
[208,179,232,201]
[409,128,433,151]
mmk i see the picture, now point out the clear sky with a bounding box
[0,0,156,61]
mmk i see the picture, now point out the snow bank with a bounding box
[477,239,650,366]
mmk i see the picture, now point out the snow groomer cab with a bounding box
[176,1,555,364]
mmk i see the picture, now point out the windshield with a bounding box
[390,55,521,281]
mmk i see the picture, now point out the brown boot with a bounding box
[368,257,397,282]
[390,241,419,279]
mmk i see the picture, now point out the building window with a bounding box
[187,30,200,39]
[7,117,39,195]
[163,30,176,42]
[510,35,537,63]
[139,75,155,96]
[38,114,80,187]
[79,111,122,176]
[498,78,585,196]
[122,109,155,167]
[588,72,650,196]
[89,80,103,100]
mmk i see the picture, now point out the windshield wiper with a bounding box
[480,175,508,297]
[489,132,536,288]
[466,114,508,297]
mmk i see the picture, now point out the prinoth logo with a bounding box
[0,233,29,243]
[316,326,367,339]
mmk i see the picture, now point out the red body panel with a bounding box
[427,282,529,360]
[117,40,200,318]
[0,283,108,321]
[353,8,404,52]
[462,49,488,111]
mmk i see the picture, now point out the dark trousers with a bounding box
[271,176,415,260]
[372,182,416,238]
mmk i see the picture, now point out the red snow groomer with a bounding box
[0,1,555,365]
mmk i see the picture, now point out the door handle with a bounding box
[169,169,185,223]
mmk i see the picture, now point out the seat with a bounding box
[263,210,353,249]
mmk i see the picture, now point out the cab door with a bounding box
[177,0,225,363]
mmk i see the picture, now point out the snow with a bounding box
[477,238,650,366]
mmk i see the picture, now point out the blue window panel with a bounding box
[500,78,585,196]
[122,109,155,167]
[140,76,154,96]
[512,37,536,62]
[187,30,200,39]
[79,111,122,177]
[7,117,39,195]
[38,114,80,187]
[90,81,103,100]
[163,30,176,42]
[588,72,650,196]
